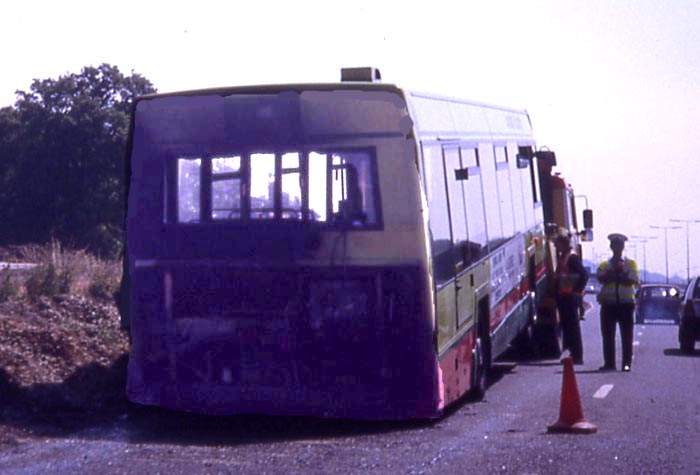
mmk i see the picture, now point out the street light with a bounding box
[670,218,700,284]
[630,235,658,283]
[650,224,682,284]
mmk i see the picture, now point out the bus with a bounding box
[119,67,584,419]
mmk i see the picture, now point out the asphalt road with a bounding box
[1,296,699,475]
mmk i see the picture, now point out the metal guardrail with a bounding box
[0,262,38,270]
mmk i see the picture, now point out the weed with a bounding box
[0,266,18,302]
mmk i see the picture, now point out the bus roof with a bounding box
[134,80,534,143]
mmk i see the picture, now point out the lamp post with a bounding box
[630,235,658,283]
[670,218,700,284]
[650,225,682,284]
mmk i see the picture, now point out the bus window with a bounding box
[444,147,469,272]
[280,152,303,220]
[329,151,378,225]
[460,147,488,263]
[173,149,378,226]
[177,158,201,223]
[495,146,516,240]
[309,149,379,226]
[516,148,536,228]
[479,144,503,248]
[423,144,453,284]
[507,145,527,232]
[308,152,329,222]
[519,145,541,206]
[250,153,276,219]
[212,155,242,220]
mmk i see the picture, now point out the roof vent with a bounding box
[341,67,382,82]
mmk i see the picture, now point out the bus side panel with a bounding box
[438,330,477,406]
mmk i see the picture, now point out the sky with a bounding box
[3,0,700,282]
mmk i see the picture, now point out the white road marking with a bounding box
[637,332,643,336]
[633,341,641,346]
[594,384,614,399]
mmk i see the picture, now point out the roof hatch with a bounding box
[341,67,382,82]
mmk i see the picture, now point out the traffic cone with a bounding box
[547,356,597,434]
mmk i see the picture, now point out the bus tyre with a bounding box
[513,324,534,359]
[471,338,487,401]
[513,299,536,358]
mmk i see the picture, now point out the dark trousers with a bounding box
[557,294,583,362]
[600,303,635,368]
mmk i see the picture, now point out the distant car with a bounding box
[679,276,700,353]
[635,284,681,324]
[585,282,599,295]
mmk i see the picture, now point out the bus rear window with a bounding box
[174,149,380,227]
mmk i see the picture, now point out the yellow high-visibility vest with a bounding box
[596,258,640,304]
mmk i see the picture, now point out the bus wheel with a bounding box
[513,299,536,358]
[513,324,535,359]
[470,337,487,401]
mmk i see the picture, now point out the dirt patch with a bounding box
[0,294,129,436]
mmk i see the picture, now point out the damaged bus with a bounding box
[120,67,561,419]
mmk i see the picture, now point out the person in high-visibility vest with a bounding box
[554,232,589,365]
[596,233,640,372]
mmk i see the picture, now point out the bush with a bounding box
[25,263,72,298]
[0,266,18,302]
[18,240,122,300]
[88,267,120,300]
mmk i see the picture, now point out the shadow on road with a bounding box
[0,352,575,447]
[0,356,443,446]
[0,355,130,439]
[663,348,700,358]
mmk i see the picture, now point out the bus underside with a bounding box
[126,262,442,419]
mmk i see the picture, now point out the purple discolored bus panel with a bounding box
[124,90,442,419]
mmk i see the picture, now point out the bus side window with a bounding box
[460,147,488,263]
[507,144,527,233]
[494,145,516,241]
[422,144,453,284]
[479,144,503,248]
[443,147,468,272]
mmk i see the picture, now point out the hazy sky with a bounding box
[3,0,700,281]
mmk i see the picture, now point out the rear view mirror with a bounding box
[583,209,593,229]
[535,150,557,167]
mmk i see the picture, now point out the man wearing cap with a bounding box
[596,233,641,372]
[554,232,589,365]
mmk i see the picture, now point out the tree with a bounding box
[0,64,156,257]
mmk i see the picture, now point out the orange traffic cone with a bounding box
[547,356,597,434]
